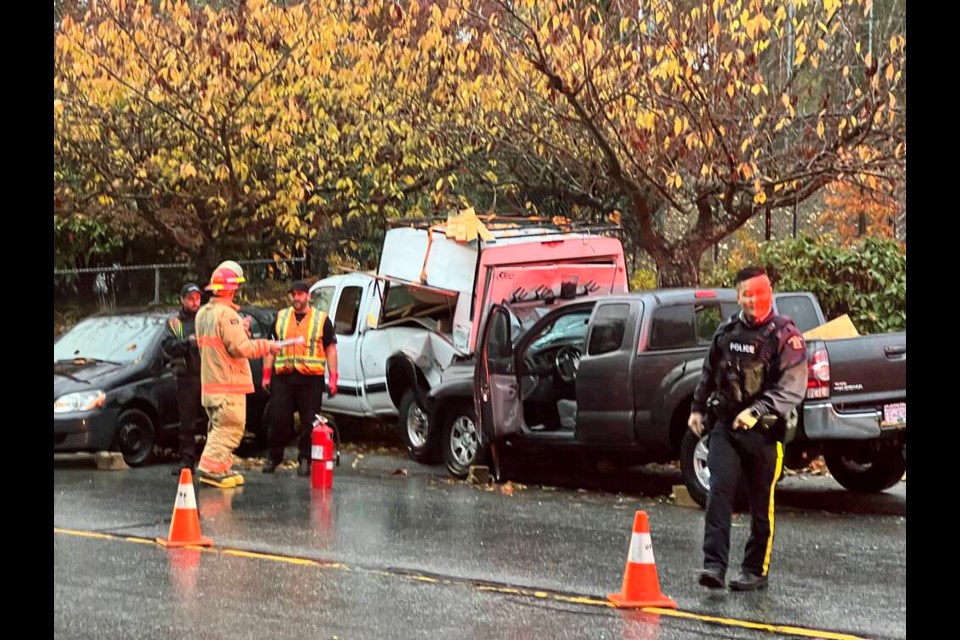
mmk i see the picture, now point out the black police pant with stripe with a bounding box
[703,423,783,578]
[174,377,205,468]
[268,372,325,463]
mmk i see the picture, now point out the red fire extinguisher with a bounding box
[311,414,339,490]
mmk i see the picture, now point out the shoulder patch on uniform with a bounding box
[788,335,804,350]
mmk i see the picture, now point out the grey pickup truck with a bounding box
[426,288,906,507]
[680,318,906,507]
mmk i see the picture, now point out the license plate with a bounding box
[881,402,906,427]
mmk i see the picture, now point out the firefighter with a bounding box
[261,280,338,477]
[687,266,807,591]
[195,260,280,489]
[160,282,205,474]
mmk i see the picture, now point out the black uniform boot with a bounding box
[729,572,768,591]
[698,568,726,589]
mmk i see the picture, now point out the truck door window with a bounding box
[528,310,592,354]
[649,305,695,350]
[695,304,723,346]
[312,286,335,316]
[588,303,630,355]
[334,286,363,335]
[487,311,514,373]
[776,295,820,333]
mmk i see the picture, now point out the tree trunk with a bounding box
[195,245,219,283]
[655,251,702,287]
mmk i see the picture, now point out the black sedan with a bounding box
[54,306,275,466]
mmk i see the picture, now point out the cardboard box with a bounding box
[802,314,860,340]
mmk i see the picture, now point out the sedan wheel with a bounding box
[114,408,156,467]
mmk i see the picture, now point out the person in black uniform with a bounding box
[161,283,206,474]
[688,266,807,591]
[261,280,338,477]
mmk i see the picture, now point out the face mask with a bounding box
[738,274,773,321]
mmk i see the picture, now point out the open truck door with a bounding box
[474,304,523,448]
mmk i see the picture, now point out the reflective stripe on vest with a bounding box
[273,308,327,375]
[202,381,255,395]
[168,317,183,338]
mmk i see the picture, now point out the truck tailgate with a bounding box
[824,332,906,403]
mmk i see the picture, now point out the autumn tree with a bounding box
[447,0,906,285]
[55,0,906,285]
[54,0,492,273]
[818,180,900,243]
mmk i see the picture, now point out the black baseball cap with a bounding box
[180,283,202,297]
[288,280,310,294]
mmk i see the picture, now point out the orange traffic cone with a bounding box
[608,511,677,609]
[157,468,214,548]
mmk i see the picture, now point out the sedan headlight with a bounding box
[54,390,107,413]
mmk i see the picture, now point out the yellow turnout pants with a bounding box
[198,394,246,474]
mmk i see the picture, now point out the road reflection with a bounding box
[167,547,202,604]
[617,611,663,640]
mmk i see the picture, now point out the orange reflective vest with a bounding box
[273,307,328,376]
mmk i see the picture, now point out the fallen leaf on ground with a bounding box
[807,457,828,474]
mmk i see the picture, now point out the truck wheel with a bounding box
[679,430,749,511]
[824,447,906,492]
[680,430,711,508]
[441,402,488,479]
[399,389,439,464]
[113,409,156,467]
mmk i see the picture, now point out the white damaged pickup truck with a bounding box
[309,211,630,462]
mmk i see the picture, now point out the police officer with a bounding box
[161,283,205,474]
[688,266,807,591]
[261,280,338,477]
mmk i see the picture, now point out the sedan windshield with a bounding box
[54,315,163,364]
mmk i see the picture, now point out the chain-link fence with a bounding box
[54,257,307,314]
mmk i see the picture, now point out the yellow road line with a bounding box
[643,607,868,640]
[54,527,868,640]
[54,528,115,541]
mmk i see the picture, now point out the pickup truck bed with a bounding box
[793,332,906,493]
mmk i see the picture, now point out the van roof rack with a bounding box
[386,214,621,240]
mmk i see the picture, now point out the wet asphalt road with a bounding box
[54,452,905,640]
